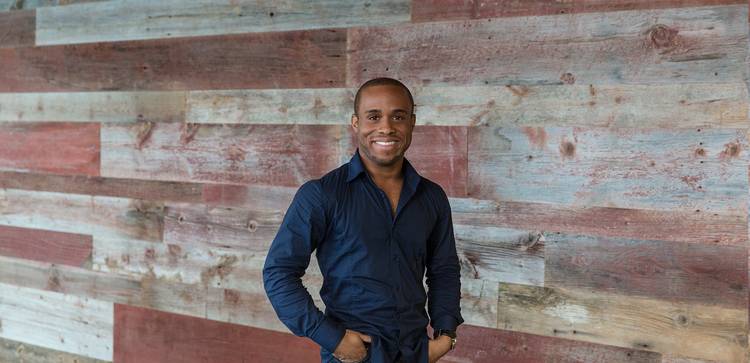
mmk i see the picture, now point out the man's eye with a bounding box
[393,116,403,121]
[368,116,379,121]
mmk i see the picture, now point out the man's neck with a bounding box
[360,154,404,185]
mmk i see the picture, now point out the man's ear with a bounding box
[351,114,359,130]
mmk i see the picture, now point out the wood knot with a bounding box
[246,219,258,232]
[649,25,678,48]
[720,141,741,159]
[560,73,575,85]
[560,140,576,158]
[180,123,200,144]
[134,121,154,150]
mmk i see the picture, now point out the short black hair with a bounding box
[353,77,415,115]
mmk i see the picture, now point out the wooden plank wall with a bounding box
[0,0,748,362]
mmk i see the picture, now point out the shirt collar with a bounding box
[346,149,421,191]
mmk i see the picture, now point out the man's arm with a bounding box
[426,190,464,333]
[262,180,345,353]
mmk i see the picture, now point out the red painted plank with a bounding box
[0,10,35,48]
[0,29,345,92]
[0,224,92,267]
[412,0,745,22]
[0,122,99,176]
[347,125,468,197]
[114,304,320,363]
[544,234,748,309]
[446,324,661,362]
[102,123,346,187]
[453,200,748,246]
[0,171,204,203]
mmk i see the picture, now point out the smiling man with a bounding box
[263,78,463,363]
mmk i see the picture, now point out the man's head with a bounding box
[351,78,416,168]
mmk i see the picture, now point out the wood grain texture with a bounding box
[414,83,749,128]
[0,171,204,203]
[187,83,749,128]
[454,225,544,286]
[412,0,746,22]
[101,122,348,186]
[0,122,99,176]
[163,202,284,253]
[0,282,113,361]
[0,29,345,92]
[0,91,185,123]
[114,303,320,363]
[349,5,747,87]
[0,254,208,322]
[544,234,748,309]
[0,224,92,267]
[468,126,748,214]
[0,0,105,12]
[186,88,354,125]
[0,188,164,246]
[0,9,34,48]
[0,337,109,363]
[399,126,468,197]
[442,324,661,363]
[450,197,748,246]
[497,282,748,362]
[37,0,409,46]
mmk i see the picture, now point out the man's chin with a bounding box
[363,149,403,167]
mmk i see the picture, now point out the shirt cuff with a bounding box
[430,315,460,332]
[310,316,346,353]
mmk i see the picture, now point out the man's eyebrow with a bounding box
[392,109,409,114]
[365,109,381,113]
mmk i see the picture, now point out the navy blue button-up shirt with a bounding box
[263,149,463,363]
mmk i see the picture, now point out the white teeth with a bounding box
[375,141,396,145]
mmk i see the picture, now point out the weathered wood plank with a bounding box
[163,202,284,252]
[0,9,34,48]
[442,324,661,363]
[544,234,747,309]
[349,5,747,87]
[0,282,113,361]
[0,254,207,321]
[0,91,185,123]
[37,0,409,46]
[0,171,204,203]
[412,0,745,22]
[497,282,748,362]
[0,30,345,92]
[0,224,92,267]
[186,83,749,128]
[101,123,348,186]
[0,122,99,176]
[0,0,105,12]
[468,126,748,214]
[455,225,544,286]
[114,303,320,363]
[414,83,749,128]
[450,197,747,246]
[0,337,109,363]
[0,188,164,245]
[186,88,354,125]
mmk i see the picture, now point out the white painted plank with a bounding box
[0,282,113,361]
[36,0,410,45]
[0,91,185,123]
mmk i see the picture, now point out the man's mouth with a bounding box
[374,140,398,146]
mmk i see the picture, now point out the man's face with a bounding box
[351,85,416,167]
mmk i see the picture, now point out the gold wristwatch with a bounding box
[433,329,457,350]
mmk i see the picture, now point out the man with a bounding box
[263,78,463,363]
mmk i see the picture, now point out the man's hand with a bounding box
[333,329,371,363]
[428,335,452,363]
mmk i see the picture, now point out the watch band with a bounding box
[434,329,457,350]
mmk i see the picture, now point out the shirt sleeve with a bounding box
[262,180,346,353]
[426,189,465,332]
